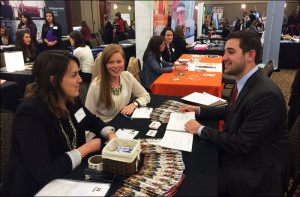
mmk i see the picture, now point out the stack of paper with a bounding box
[115,128,139,139]
[182,92,227,107]
[131,107,153,119]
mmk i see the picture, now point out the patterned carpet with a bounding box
[271,69,299,197]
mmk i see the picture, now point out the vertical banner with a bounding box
[46,0,68,36]
[171,0,195,43]
[153,0,168,36]
[197,2,204,38]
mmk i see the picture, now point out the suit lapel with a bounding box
[223,69,262,131]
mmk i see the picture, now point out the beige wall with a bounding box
[108,1,135,23]
[70,1,82,27]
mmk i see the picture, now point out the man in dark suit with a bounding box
[179,30,290,196]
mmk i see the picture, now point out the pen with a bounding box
[123,114,133,120]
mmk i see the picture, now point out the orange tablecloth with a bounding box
[150,54,223,97]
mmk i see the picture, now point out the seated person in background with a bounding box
[69,31,94,83]
[142,36,187,90]
[160,27,176,63]
[234,18,241,31]
[173,25,193,60]
[202,20,216,34]
[80,21,91,45]
[179,30,290,196]
[1,51,117,196]
[128,21,136,39]
[220,22,230,39]
[85,44,150,123]
[42,11,62,50]
[249,20,259,33]
[0,26,13,45]
[17,11,38,45]
[14,30,37,62]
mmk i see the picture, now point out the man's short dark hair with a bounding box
[227,30,262,64]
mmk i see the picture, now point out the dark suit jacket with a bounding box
[173,36,188,60]
[161,42,176,63]
[198,69,291,196]
[42,22,62,50]
[2,97,107,196]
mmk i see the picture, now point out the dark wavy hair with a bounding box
[69,31,85,48]
[227,30,262,64]
[143,36,164,63]
[24,51,80,118]
[18,11,34,27]
[15,30,36,59]
[160,27,174,38]
[115,12,122,19]
[42,11,56,32]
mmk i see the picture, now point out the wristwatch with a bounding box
[133,101,139,107]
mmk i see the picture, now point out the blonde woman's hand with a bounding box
[120,103,137,116]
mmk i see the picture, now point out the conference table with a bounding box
[64,94,219,196]
[278,41,299,69]
[150,54,223,98]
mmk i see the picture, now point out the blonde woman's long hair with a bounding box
[97,44,125,109]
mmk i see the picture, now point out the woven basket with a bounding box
[102,138,141,177]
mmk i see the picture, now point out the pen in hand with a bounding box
[122,114,133,120]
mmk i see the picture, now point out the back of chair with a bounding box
[127,57,141,83]
[95,36,104,46]
[263,60,274,78]
[91,52,102,82]
[0,109,14,181]
[89,39,98,49]
[78,83,89,104]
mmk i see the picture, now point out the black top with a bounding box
[41,22,62,50]
[128,27,135,39]
[103,21,114,44]
[173,36,188,60]
[221,29,230,40]
[161,42,176,63]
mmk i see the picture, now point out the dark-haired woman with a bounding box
[142,36,187,90]
[42,11,62,50]
[14,30,37,62]
[173,25,192,60]
[160,27,176,63]
[113,12,125,42]
[80,21,91,44]
[1,51,117,196]
[69,31,94,83]
[17,11,38,45]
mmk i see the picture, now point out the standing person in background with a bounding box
[1,51,116,196]
[17,11,38,45]
[123,20,129,39]
[128,21,136,39]
[249,10,256,24]
[42,11,62,50]
[242,12,250,29]
[14,30,37,62]
[80,21,91,45]
[0,27,13,45]
[160,27,176,63]
[142,36,187,90]
[103,15,114,44]
[173,25,192,60]
[287,8,299,36]
[85,44,150,123]
[113,12,125,42]
[234,18,241,31]
[69,31,94,83]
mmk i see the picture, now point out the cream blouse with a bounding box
[85,71,151,123]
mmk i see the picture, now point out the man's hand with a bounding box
[185,119,202,134]
[179,104,199,114]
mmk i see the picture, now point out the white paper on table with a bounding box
[115,128,139,139]
[35,179,110,196]
[4,51,25,72]
[187,62,222,72]
[159,130,193,152]
[182,92,226,106]
[166,112,195,132]
[131,107,153,119]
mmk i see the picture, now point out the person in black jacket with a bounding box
[42,11,62,50]
[128,21,136,39]
[1,51,117,196]
[173,25,192,60]
[103,14,114,44]
[160,27,176,63]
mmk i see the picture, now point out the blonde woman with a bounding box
[85,44,150,122]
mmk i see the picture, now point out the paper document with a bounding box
[115,128,139,139]
[166,112,195,132]
[182,92,227,106]
[35,179,110,196]
[159,130,193,152]
[131,107,153,119]
[187,62,222,72]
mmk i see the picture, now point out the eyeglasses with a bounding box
[177,10,185,15]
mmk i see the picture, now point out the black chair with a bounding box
[78,83,89,104]
[89,39,98,49]
[0,109,14,184]
[263,60,274,77]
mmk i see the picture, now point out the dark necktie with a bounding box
[230,85,238,109]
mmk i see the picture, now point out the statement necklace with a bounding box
[111,81,122,96]
[59,116,77,150]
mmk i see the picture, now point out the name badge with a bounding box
[53,26,58,30]
[123,89,128,98]
[172,48,175,52]
[74,108,86,123]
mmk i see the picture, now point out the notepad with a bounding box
[182,92,227,107]
[159,130,193,152]
[166,112,195,132]
[115,128,139,139]
[131,107,153,119]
